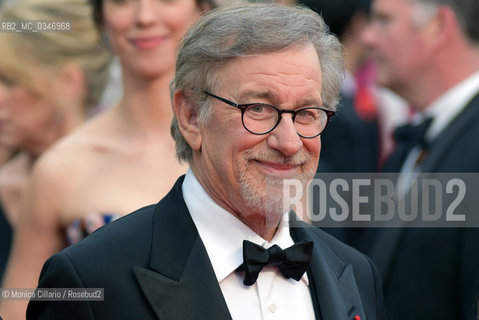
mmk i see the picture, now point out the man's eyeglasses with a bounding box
[204,91,335,138]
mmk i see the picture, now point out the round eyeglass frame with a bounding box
[204,91,335,138]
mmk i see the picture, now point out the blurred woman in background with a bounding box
[0,0,112,318]
[1,0,219,318]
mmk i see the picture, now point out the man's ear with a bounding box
[428,5,457,49]
[173,90,202,152]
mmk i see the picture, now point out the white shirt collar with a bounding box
[182,169,308,285]
[420,70,479,141]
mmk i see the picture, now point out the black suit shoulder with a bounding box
[27,204,159,320]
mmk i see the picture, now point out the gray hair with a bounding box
[170,3,345,162]
[408,0,479,43]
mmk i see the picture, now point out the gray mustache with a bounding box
[244,149,313,166]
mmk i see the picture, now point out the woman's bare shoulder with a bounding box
[32,110,126,186]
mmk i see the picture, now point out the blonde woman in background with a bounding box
[0,0,112,228]
[0,0,112,318]
[1,0,219,318]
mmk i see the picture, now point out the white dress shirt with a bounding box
[424,70,479,142]
[182,169,316,320]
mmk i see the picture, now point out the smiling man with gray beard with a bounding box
[27,4,386,320]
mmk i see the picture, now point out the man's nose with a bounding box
[361,22,377,48]
[266,115,303,157]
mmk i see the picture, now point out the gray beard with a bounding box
[239,171,313,227]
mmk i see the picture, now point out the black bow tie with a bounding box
[382,117,433,172]
[394,117,433,150]
[237,240,314,286]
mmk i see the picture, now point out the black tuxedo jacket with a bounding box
[27,176,385,320]
[0,200,12,282]
[319,92,379,173]
[369,93,479,320]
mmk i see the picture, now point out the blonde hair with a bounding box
[0,0,112,112]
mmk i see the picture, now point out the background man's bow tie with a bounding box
[394,117,433,149]
[237,240,314,286]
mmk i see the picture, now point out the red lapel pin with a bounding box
[354,316,361,320]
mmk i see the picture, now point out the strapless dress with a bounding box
[66,213,121,245]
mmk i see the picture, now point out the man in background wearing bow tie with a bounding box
[26,4,385,320]
[360,0,479,318]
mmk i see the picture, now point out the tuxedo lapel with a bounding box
[421,93,479,172]
[290,215,366,320]
[133,178,232,320]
